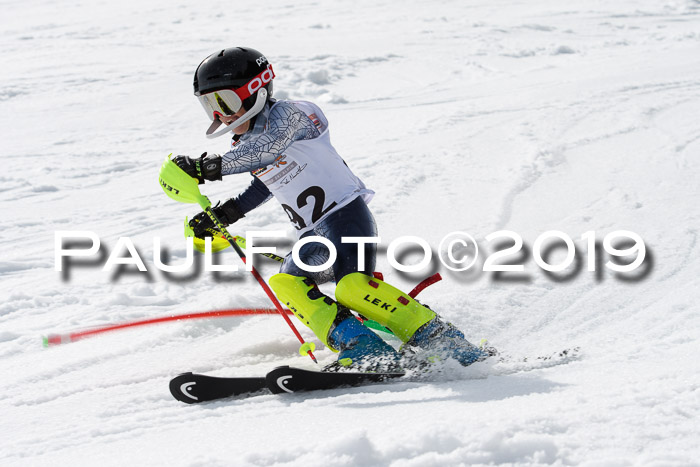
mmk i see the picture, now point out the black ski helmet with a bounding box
[194,47,273,110]
[194,47,275,138]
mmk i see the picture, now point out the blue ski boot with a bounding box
[405,317,488,366]
[326,308,402,372]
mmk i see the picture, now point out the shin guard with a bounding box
[335,272,436,343]
[269,273,341,351]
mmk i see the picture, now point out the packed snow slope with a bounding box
[1,0,699,465]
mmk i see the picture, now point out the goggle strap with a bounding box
[235,64,275,101]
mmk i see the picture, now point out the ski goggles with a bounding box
[197,64,275,121]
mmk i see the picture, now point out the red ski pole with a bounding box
[202,204,317,363]
[159,157,317,363]
[43,308,290,346]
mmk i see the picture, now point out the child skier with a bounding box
[174,47,485,370]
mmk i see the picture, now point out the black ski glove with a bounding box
[173,152,222,184]
[189,199,245,238]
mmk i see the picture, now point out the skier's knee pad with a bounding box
[334,272,436,343]
[269,273,342,351]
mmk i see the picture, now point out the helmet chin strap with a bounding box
[205,88,268,139]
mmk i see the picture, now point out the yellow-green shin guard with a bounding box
[335,272,436,343]
[269,273,341,352]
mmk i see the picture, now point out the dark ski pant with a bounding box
[280,196,378,285]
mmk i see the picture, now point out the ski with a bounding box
[265,366,405,394]
[168,366,405,403]
[169,372,267,404]
[491,347,582,376]
[168,348,580,404]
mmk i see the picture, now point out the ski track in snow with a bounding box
[1,0,700,465]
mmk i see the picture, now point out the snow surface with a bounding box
[1,0,700,465]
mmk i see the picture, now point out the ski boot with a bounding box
[325,309,402,372]
[335,272,488,367]
[404,317,486,366]
[269,273,400,372]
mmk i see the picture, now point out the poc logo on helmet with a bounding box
[256,56,268,66]
[247,64,274,95]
